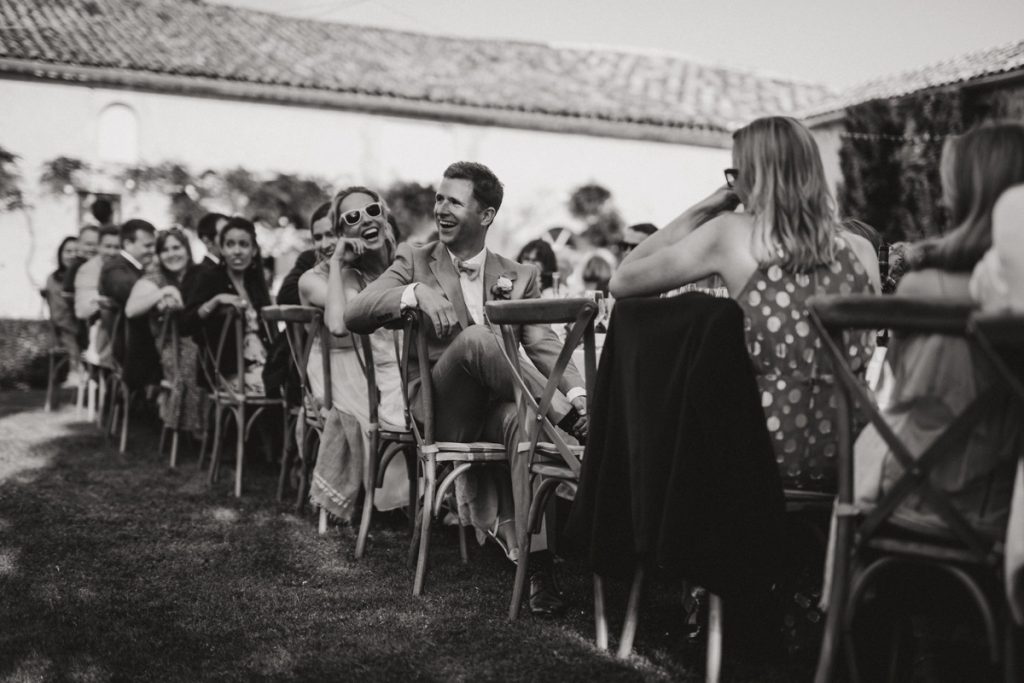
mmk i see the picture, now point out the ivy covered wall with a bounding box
[835,76,1024,246]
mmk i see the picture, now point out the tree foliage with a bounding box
[0,146,26,212]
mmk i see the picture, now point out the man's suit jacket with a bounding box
[345,240,584,395]
[276,249,317,306]
[99,254,161,389]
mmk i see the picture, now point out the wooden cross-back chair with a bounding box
[484,298,597,622]
[199,304,288,498]
[402,311,507,596]
[155,312,184,467]
[42,290,74,413]
[100,304,137,455]
[259,305,331,512]
[808,295,1023,683]
[350,331,418,558]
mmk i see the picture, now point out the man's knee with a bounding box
[452,325,500,367]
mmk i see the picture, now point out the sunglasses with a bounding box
[724,168,739,189]
[340,201,383,227]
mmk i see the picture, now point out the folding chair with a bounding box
[402,311,507,596]
[260,305,330,512]
[352,332,418,558]
[201,304,289,498]
[808,295,1022,683]
[484,298,597,622]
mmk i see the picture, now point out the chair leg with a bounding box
[594,575,609,651]
[44,353,56,412]
[814,518,853,683]
[119,386,130,454]
[706,593,724,683]
[318,507,328,536]
[234,405,245,498]
[277,414,294,503]
[208,403,223,485]
[405,446,417,538]
[170,430,179,468]
[296,427,317,512]
[458,523,469,564]
[407,459,424,569]
[75,366,86,417]
[197,401,211,471]
[158,425,168,458]
[355,430,380,559]
[508,512,534,621]
[412,454,436,596]
[617,564,645,659]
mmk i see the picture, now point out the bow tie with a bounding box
[454,259,481,281]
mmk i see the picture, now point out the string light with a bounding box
[839,131,956,143]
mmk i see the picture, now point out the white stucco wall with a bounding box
[810,119,845,203]
[0,78,730,318]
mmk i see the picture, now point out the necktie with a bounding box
[455,259,481,281]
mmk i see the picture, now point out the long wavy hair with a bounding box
[155,227,193,285]
[908,121,1024,272]
[732,116,837,272]
[328,185,397,267]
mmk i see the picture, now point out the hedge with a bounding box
[0,319,63,389]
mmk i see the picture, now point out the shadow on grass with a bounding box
[1,398,717,682]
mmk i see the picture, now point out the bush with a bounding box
[0,319,60,389]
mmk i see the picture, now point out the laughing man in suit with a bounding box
[346,161,587,615]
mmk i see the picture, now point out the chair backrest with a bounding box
[260,304,331,410]
[808,294,1011,565]
[485,297,599,475]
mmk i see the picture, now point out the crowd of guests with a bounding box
[41,115,1024,668]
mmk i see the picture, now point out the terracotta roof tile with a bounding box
[0,0,833,134]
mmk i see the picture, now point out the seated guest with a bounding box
[581,254,613,296]
[99,219,160,389]
[183,217,273,395]
[276,203,329,306]
[616,222,657,258]
[76,226,123,369]
[612,115,880,491]
[856,122,1024,537]
[62,225,99,299]
[971,183,1024,311]
[126,228,204,440]
[299,188,408,523]
[196,212,229,271]
[517,239,559,296]
[346,162,589,615]
[44,236,80,372]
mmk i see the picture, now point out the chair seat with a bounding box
[859,520,1003,567]
[784,488,835,512]
[432,441,506,462]
[530,462,578,480]
[380,429,416,443]
[211,390,286,406]
[522,441,585,457]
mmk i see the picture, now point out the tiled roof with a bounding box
[804,38,1024,120]
[0,0,834,140]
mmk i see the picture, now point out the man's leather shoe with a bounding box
[529,570,566,617]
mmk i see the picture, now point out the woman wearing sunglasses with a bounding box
[298,186,409,526]
[612,116,881,492]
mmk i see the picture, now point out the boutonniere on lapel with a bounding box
[491,272,516,300]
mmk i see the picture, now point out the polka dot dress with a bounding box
[738,236,875,491]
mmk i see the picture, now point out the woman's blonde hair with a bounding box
[909,121,1024,272]
[327,185,397,265]
[732,116,837,272]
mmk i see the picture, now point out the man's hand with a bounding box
[415,284,458,338]
[569,395,589,441]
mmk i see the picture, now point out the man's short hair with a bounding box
[120,219,156,246]
[79,224,100,238]
[627,223,658,237]
[91,198,113,225]
[197,212,229,242]
[99,225,120,242]
[443,161,503,212]
[308,202,331,234]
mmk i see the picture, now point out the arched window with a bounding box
[97,103,139,163]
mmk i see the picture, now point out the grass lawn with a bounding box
[0,390,807,682]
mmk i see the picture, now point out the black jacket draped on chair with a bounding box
[565,293,786,599]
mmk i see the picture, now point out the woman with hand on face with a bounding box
[127,228,204,439]
[612,115,880,492]
[183,217,273,396]
[299,186,409,524]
